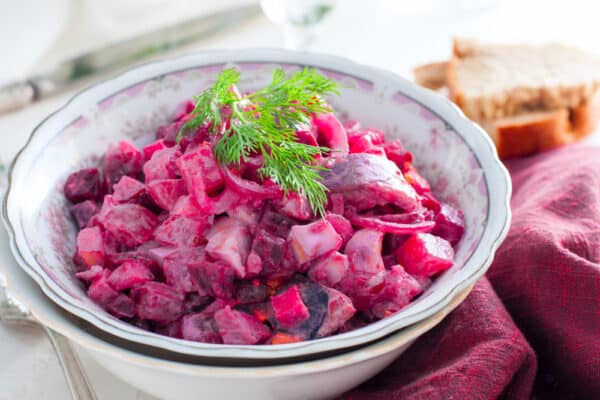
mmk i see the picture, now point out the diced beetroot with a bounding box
[177,144,224,195]
[70,200,99,229]
[227,204,262,227]
[337,270,386,311]
[203,298,234,316]
[312,112,349,155]
[154,215,208,247]
[184,293,212,313]
[143,245,175,265]
[364,146,387,157]
[162,248,205,294]
[143,139,168,161]
[370,265,424,319]
[112,176,146,203]
[271,285,310,329]
[384,140,412,171]
[235,280,268,304]
[380,265,423,311]
[103,141,143,189]
[105,250,155,271]
[75,265,104,282]
[96,194,118,220]
[214,306,271,345]
[347,126,384,143]
[308,252,349,287]
[64,168,104,203]
[275,192,313,221]
[188,261,235,299]
[295,128,319,147]
[88,271,135,318]
[258,207,297,238]
[181,313,222,343]
[395,233,454,277]
[382,234,410,255]
[348,133,376,154]
[291,281,330,338]
[235,154,263,183]
[383,254,397,268]
[147,179,187,211]
[100,229,129,265]
[156,319,182,338]
[324,213,353,245]
[338,315,368,334]
[345,229,385,274]
[143,146,181,182]
[403,163,431,194]
[420,192,442,213]
[131,282,184,324]
[210,187,241,215]
[316,288,356,337]
[328,193,344,215]
[247,229,286,277]
[288,220,343,264]
[172,194,211,218]
[348,128,385,154]
[206,217,251,278]
[108,260,154,290]
[432,203,465,245]
[98,203,159,247]
[76,226,105,267]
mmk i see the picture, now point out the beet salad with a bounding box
[65,68,465,345]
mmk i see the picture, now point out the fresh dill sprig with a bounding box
[178,67,340,216]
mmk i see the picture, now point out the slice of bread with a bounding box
[447,38,600,122]
[413,38,600,158]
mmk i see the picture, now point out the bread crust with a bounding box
[493,110,570,159]
[413,38,600,159]
[490,97,600,159]
[571,92,600,138]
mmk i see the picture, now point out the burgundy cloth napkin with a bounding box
[341,145,600,400]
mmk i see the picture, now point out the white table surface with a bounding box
[1,0,599,399]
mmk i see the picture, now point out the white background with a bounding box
[0,0,599,398]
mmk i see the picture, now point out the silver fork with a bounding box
[0,280,97,400]
[0,161,97,400]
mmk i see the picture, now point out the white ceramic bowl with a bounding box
[0,222,472,400]
[2,49,511,361]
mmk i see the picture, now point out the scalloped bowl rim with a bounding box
[2,48,511,360]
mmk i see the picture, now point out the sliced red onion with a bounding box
[348,214,435,234]
[221,166,282,200]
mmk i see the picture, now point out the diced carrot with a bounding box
[271,332,302,344]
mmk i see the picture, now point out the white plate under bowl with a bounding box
[2,48,511,361]
[0,222,473,400]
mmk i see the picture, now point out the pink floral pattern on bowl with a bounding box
[2,49,510,361]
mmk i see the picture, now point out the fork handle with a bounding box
[45,328,98,400]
